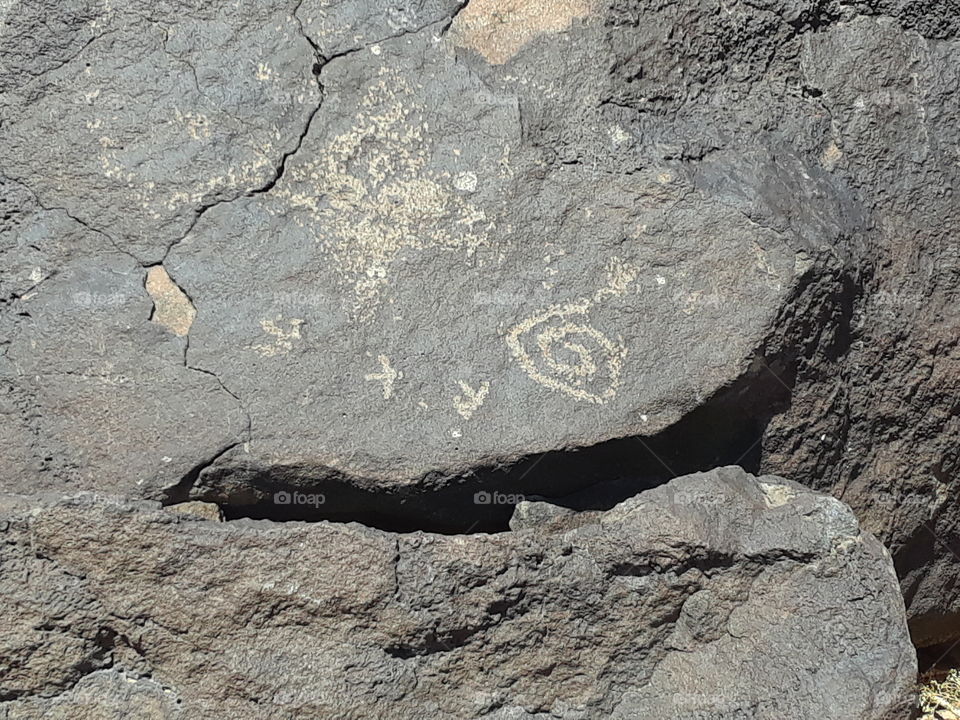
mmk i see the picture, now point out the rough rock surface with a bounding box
[0,0,321,263]
[164,20,846,497]
[752,12,960,648]
[0,179,247,498]
[0,0,956,662]
[0,468,916,719]
[1,0,858,507]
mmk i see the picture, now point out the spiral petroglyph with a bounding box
[506,258,638,404]
[506,307,625,404]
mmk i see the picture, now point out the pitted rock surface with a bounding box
[0,469,916,719]
[2,0,859,502]
[1,0,957,657]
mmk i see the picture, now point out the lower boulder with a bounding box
[0,467,915,719]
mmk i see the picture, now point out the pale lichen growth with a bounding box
[173,109,212,140]
[758,481,797,508]
[96,110,278,221]
[75,33,315,227]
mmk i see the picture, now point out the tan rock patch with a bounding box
[165,501,224,522]
[450,0,596,65]
[820,141,844,170]
[145,265,196,337]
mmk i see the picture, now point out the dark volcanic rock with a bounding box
[754,12,960,644]
[0,0,955,667]
[0,178,246,498]
[2,0,859,507]
[166,40,838,495]
[0,0,321,263]
[0,469,916,719]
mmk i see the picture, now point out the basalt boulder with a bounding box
[1,0,957,657]
[2,0,859,513]
[0,468,916,719]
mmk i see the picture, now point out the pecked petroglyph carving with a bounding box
[276,70,493,321]
[96,120,277,222]
[365,354,401,399]
[453,380,490,419]
[252,316,303,357]
[507,313,625,404]
[506,258,639,404]
[86,42,296,224]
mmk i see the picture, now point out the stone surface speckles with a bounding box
[2,0,957,706]
[0,469,917,719]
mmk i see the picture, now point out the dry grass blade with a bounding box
[921,670,960,719]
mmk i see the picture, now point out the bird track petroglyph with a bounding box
[365,354,400,399]
[454,380,490,420]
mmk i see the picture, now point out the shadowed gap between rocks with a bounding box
[190,360,795,534]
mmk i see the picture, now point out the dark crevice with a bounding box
[248,102,323,197]
[19,184,141,265]
[384,626,481,660]
[204,358,791,534]
[917,626,960,680]
[441,0,472,36]
[160,10,327,264]
[73,627,118,678]
[162,441,244,506]
[142,264,157,324]
[2,270,57,305]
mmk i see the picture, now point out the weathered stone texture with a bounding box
[0,469,916,718]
